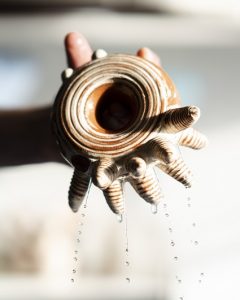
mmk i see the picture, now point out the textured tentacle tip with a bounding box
[144,137,179,164]
[160,105,201,134]
[125,157,147,179]
[103,179,125,215]
[68,168,91,213]
[178,128,208,150]
[92,158,118,190]
[189,105,200,121]
[129,166,163,206]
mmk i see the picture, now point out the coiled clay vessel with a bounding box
[52,49,207,216]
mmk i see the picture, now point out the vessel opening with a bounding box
[86,82,140,133]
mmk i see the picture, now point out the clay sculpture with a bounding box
[52,49,207,216]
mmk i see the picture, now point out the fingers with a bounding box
[65,33,159,70]
[136,47,161,66]
[64,32,93,69]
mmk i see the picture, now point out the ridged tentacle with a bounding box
[178,128,207,149]
[142,136,178,164]
[103,180,124,215]
[68,168,91,212]
[93,158,118,190]
[129,167,163,205]
[125,156,147,178]
[158,158,193,188]
[160,106,200,133]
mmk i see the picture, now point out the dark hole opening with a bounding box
[87,83,139,133]
[96,84,139,132]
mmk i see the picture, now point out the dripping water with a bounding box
[151,204,158,214]
[185,187,206,290]
[117,214,123,223]
[71,179,92,283]
[124,212,130,284]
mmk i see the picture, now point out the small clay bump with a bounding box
[92,49,108,60]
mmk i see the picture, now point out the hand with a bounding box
[64,32,161,69]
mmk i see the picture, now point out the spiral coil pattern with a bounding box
[55,54,174,159]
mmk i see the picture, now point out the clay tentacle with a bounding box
[93,158,118,190]
[129,167,163,205]
[160,106,200,133]
[158,158,193,188]
[125,156,147,179]
[142,137,179,164]
[178,128,208,149]
[103,180,124,215]
[68,168,91,213]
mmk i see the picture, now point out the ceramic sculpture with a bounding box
[52,49,207,216]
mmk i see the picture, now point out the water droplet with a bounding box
[198,280,202,283]
[187,203,191,208]
[126,277,130,283]
[192,222,196,227]
[179,297,184,300]
[187,196,191,201]
[151,204,158,214]
[200,272,204,277]
[170,240,175,247]
[78,231,82,235]
[71,278,74,283]
[80,222,84,226]
[194,241,199,246]
[168,227,173,233]
[77,238,80,243]
[81,213,85,218]
[73,269,76,273]
[125,261,130,266]
[84,204,87,209]
[178,279,182,284]
[74,250,78,254]
[117,214,123,223]
[73,257,78,261]
[125,248,129,253]
[163,203,167,209]
[174,256,178,261]
[165,213,169,217]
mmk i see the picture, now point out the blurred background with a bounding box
[0,0,240,299]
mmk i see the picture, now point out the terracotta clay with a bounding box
[52,50,207,216]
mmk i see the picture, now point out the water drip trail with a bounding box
[185,187,205,286]
[70,179,92,284]
[124,212,131,284]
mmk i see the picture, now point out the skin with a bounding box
[0,32,161,167]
